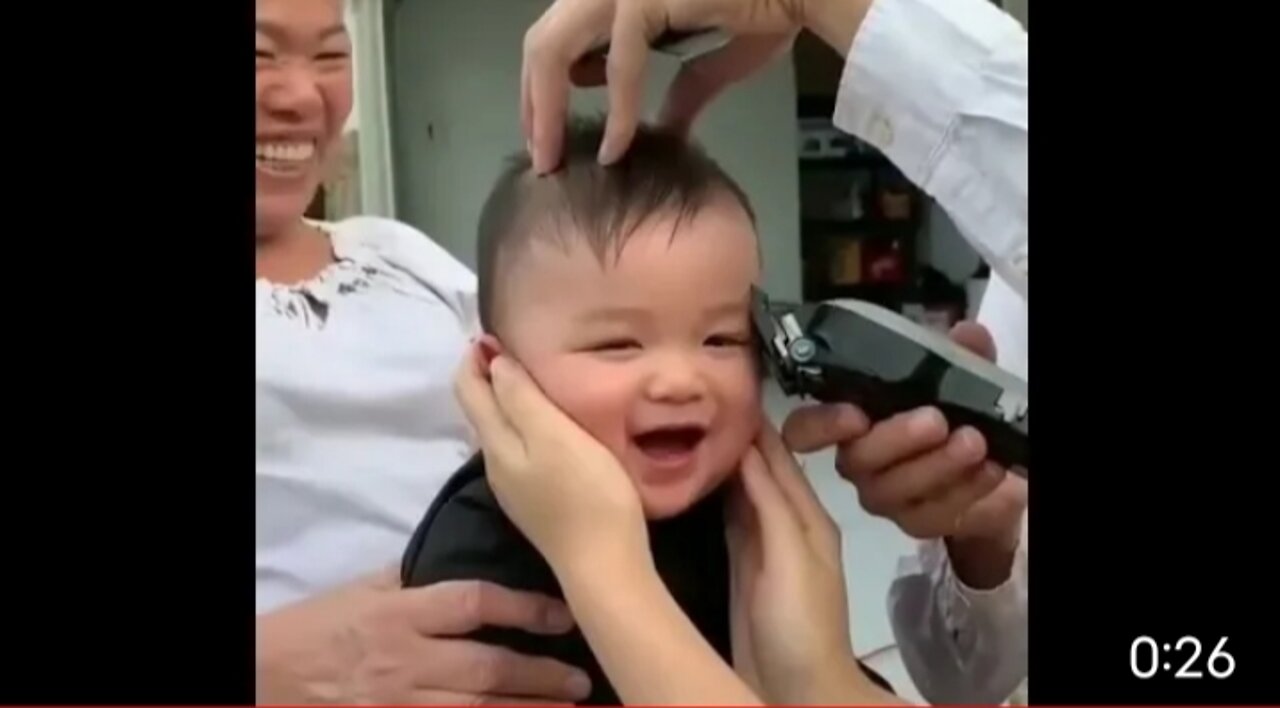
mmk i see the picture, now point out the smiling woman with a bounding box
[254,0,481,600]
[254,1,597,705]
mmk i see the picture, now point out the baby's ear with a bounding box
[476,334,505,368]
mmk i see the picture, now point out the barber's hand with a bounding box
[727,423,899,705]
[453,344,649,577]
[255,568,591,704]
[782,322,1027,586]
[522,0,879,171]
[521,0,804,172]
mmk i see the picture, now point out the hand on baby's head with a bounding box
[473,116,765,519]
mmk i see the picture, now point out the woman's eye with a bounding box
[256,49,274,60]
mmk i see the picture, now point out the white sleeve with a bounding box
[345,215,482,337]
[887,527,1028,704]
[832,0,1028,301]
[829,0,1030,700]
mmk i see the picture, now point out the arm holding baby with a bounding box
[456,347,900,706]
[455,347,758,705]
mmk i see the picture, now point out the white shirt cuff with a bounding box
[920,535,1027,637]
[833,0,1024,185]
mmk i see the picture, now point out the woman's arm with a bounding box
[556,551,762,705]
[454,348,762,704]
[727,427,905,706]
[453,351,898,705]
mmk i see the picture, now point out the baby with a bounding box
[474,116,764,518]
[402,116,891,704]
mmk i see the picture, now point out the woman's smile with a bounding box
[256,138,318,179]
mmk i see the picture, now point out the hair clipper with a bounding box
[751,287,1028,474]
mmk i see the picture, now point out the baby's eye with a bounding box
[705,334,752,348]
[316,51,351,61]
[589,339,642,352]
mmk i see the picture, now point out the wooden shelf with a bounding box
[794,34,925,309]
[796,93,838,119]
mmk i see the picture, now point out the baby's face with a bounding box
[497,197,763,519]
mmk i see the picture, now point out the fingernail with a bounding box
[837,403,866,430]
[566,671,592,699]
[952,428,983,459]
[598,138,617,165]
[909,408,943,436]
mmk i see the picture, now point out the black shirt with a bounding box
[401,453,893,705]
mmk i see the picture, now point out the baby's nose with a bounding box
[645,355,707,403]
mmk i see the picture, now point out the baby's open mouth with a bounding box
[633,425,707,463]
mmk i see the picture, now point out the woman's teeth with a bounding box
[256,140,316,175]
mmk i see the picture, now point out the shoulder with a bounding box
[324,216,479,326]
[429,453,495,516]
[400,454,546,589]
[327,215,475,291]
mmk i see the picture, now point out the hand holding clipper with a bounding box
[752,288,1028,474]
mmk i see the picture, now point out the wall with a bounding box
[388,0,803,301]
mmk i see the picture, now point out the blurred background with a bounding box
[329,0,1028,701]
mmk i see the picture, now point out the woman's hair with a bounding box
[475,114,756,331]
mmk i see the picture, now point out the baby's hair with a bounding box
[475,114,756,332]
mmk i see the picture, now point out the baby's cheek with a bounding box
[722,358,764,425]
[529,358,637,459]
[710,359,766,468]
